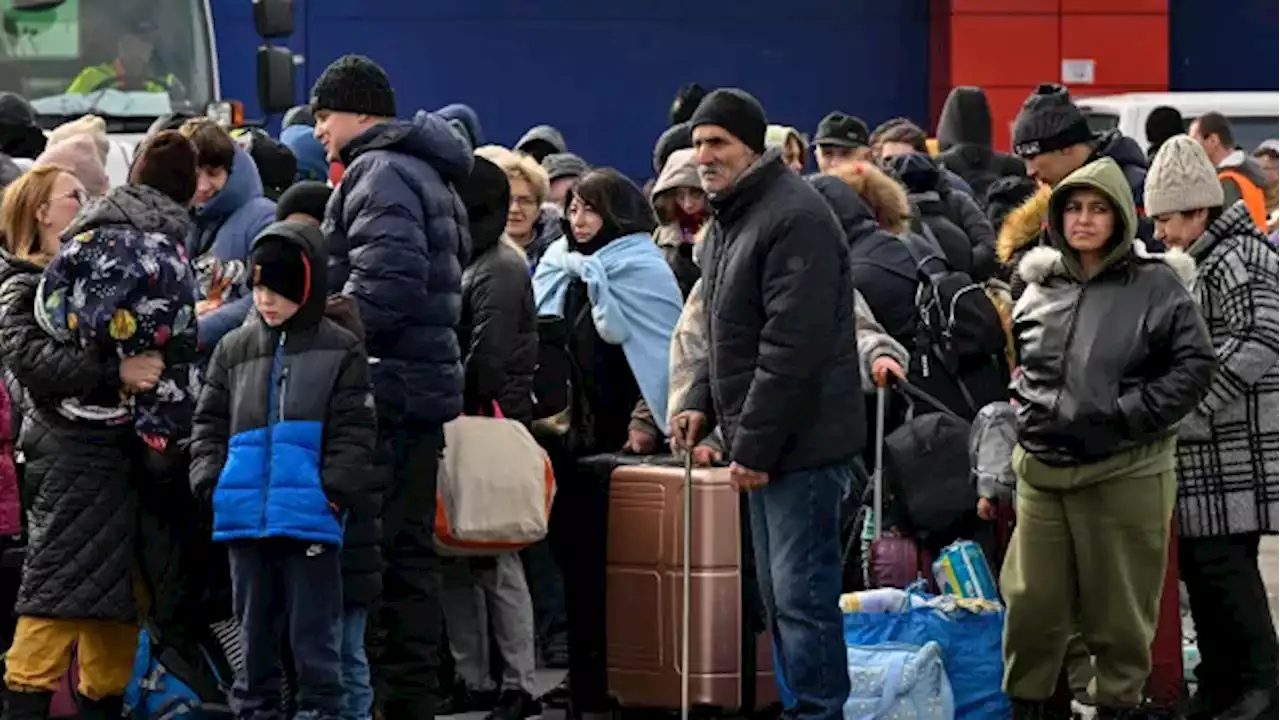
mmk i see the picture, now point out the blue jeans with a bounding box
[748,464,850,720]
[341,607,373,720]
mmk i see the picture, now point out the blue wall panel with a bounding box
[1169,0,1278,91]
[214,0,930,179]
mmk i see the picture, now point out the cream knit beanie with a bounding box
[47,114,109,165]
[1145,134,1224,216]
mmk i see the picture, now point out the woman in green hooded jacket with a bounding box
[1002,157,1216,719]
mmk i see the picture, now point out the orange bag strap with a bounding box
[1219,169,1269,229]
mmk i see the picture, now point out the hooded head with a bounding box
[436,104,485,149]
[936,86,994,150]
[515,125,566,163]
[453,155,510,257]
[765,125,806,172]
[280,124,329,183]
[1046,157,1138,281]
[651,148,706,227]
[0,92,46,159]
[886,152,944,196]
[563,168,656,251]
[250,220,329,330]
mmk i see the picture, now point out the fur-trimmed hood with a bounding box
[1017,241,1196,290]
[824,161,913,235]
[997,183,1050,264]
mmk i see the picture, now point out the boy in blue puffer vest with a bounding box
[189,219,377,719]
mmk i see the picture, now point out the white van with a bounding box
[1075,92,1279,152]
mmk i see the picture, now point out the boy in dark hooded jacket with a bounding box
[190,220,378,719]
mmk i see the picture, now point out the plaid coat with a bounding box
[1175,201,1279,538]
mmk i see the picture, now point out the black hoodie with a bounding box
[455,157,537,422]
[190,221,380,603]
[936,87,1028,204]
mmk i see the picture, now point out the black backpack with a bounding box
[881,382,977,550]
[897,225,1008,414]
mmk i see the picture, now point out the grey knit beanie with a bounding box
[1144,134,1224,217]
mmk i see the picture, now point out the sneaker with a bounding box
[486,689,541,720]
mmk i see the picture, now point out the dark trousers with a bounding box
[546,448,610,712]
[1179,534,1279,704]
[369,424,444,720]
[520,539,567,652]
[228,539,343,720]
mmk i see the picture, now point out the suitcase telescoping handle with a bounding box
[681,451,693,720]
[873,385,886,539]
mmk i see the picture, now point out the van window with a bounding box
[1082,111,1120,134]
[1187,116,1279,153]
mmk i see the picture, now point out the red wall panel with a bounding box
[1062,0,1167,13]
[941,1,1169,150]
[1060,14,1169,87]
[950,15,1060,87]
[952,0,1057,12]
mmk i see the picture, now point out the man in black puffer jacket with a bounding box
[671,89,860,720]
[312,55,473,719]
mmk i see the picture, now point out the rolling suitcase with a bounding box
[601,453,778,714]
[867,386,935,591]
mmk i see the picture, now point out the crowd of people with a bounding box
[0,52,1273,720]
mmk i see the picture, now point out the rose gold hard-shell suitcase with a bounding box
[604,455,778,714]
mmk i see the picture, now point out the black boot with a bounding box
[2,690,51,720]
[1216,686,1279,720]
[76,694,123,720]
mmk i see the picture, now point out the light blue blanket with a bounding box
[533,234,684,434]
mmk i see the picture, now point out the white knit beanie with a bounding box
[1145,134,1224,216]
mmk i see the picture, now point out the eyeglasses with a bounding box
[60,189,88,206]
[509,195,537,210]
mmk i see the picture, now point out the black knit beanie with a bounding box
[310,54,396,118]
[653,122,693,174]
[130,130,198,205]
[670,83,708,126]
[1011,83,1093,159]
[252,238,311,306]
[276,181,333,223]
[688,88,768,154]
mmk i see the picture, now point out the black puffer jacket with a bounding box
[808,175,918,351]
[0,252,138,621]
[1011,159,1215,467]
[935,86,1028,204]
[456,157,537,423]
[685,150,864,473]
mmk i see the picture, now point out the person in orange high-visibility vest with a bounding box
[1190,112,1270,230]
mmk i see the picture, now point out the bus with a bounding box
[0,0,220,184]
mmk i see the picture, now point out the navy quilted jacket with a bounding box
[324,111,474,425]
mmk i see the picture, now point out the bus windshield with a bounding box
[0,0,215,132]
